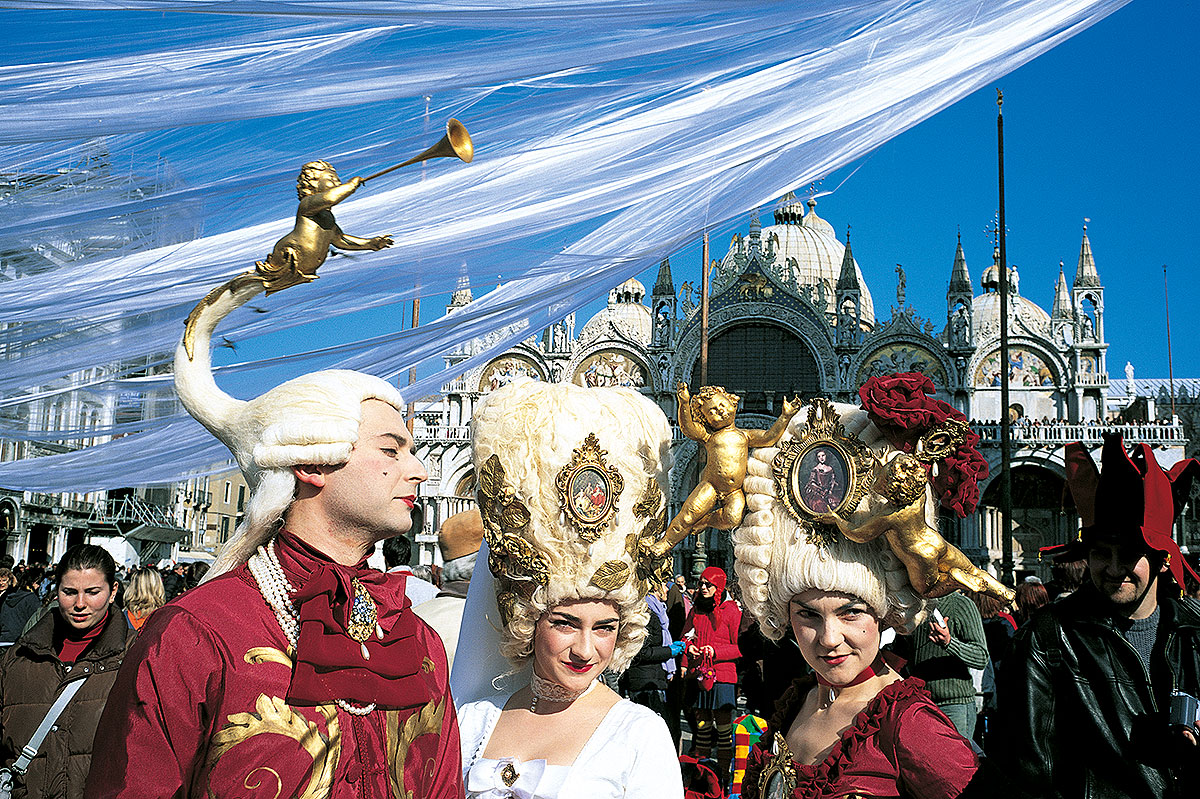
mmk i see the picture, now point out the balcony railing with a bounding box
[414,425,472,444]
[974,422,1184,447]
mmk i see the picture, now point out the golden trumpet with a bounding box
[363,118,474,182]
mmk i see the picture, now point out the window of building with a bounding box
[237,484,246,512]
[691,323,821,413]
[224,481,231,505]
[220,515,230,542]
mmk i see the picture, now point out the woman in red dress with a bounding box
[734,403,979,799]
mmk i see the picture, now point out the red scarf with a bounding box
[273,531,439,710]
[57,609,109,664]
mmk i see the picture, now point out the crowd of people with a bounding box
[0,250,1196,799]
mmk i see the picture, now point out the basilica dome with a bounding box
[972,291,1052,339]
[579,277,653,344]
[714,196,875,326]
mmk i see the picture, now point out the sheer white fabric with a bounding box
[0,0,1131,491]
[458,690,684,799]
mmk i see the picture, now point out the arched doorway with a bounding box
[691,323,821,413]
[980,464,1077,579]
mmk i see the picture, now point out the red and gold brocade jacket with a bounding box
[86,553,462,799]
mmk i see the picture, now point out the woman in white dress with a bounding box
[453,379,685,799]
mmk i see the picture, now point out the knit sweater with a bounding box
[907,591,989,705]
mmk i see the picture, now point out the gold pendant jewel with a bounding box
[500,762,519,787]
[346,578,379,660]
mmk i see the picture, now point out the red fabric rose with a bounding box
[859,372,988,518]
[936,428,989,516]
[859,373,941,449]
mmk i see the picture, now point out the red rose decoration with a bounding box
[936,429,989,516]
[859,372,988,518]
[859,373,940,449]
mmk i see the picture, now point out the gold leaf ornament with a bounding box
[590,560,632,591]
[477,454,550,593]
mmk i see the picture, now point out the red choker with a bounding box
[815,651,905,689]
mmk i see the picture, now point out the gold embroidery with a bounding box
[207,694,340,799]
[242,766,283,799]
[385,699,447,799]
[421,657,435,673]
[204,648,340,799]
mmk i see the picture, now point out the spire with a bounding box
[948,230,972,295]
[748,208,762,251]
[1073,219,1101,288]
[836,225,859,291]
[449,274,473,308]
[652,257,674,296]
[1052,260,1072,319]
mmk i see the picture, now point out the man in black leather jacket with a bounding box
[993,434,1200,799]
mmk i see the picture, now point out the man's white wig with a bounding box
[175,278,405,579]
[470,379,672,673]
[734,401,926,639]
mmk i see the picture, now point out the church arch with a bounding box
[688,322,822,413]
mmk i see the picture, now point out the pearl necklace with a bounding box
[247,539,377,716]
[529,672,597,713]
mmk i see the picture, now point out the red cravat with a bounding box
[273,531,440,710]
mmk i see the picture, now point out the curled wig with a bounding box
[733,402,927,639]
[471,379,672,673]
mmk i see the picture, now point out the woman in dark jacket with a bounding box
[0,545,135,799]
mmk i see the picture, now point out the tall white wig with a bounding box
[175,277,405,580]
[470,379,672,673]
[734,401,927,639]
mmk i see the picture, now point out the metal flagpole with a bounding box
[700,230,711,385]
[1164,265,1177,422]
[693,229,711,580]
[997,89,1014,587]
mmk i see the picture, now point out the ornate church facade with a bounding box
[413,195,1190,579]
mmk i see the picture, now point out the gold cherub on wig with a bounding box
[646,383,800,558]
[254,160,394,296]
[182,119,474,359]
[816,452,1012,600]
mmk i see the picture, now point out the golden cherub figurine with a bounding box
[255,160,394,295]
[647,384,800,558]
[817,453,1013,602]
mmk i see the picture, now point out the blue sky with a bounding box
[640,0,1198,381]
[216,0,1197,387]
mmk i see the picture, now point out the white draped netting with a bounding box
[0,0,1129,492]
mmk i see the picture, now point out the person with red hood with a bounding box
[682,565,741,789]
[994,433,1200,799]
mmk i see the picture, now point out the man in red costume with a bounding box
[87,267,461,797]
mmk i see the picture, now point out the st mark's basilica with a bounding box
[410,194,1191,580]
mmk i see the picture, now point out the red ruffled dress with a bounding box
[742,676,977,799]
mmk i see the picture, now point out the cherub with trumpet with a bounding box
[182,119,473,359]
[646,383,800,558]
[255,161,394,296]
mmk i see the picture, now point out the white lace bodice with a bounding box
[457,691,684,798]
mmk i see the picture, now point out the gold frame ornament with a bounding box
[758,732,797,799]
[772,398,877,546]
[556,433,624,543]
[915,418,969,463]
